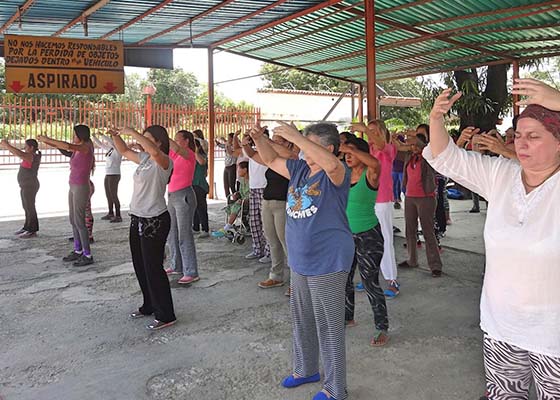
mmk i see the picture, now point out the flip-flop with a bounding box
[371,330,390,347]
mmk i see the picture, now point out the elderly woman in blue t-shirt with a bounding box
[250,122,354,400]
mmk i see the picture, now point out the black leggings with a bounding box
[193,185,209,233]
[130,212,175,323]
[345,226,388,332]
[20,181,40,233]
[223,164,237,199]
[104,174,121,217]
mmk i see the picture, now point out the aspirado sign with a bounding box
[5,34,124,94]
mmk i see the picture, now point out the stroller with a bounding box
[217,192,250,245]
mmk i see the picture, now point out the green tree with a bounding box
[260,63,349,92]
[148,68,200,106]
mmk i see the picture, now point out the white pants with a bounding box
[374,202,398,281]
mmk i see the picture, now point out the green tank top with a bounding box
[346,170,379,234]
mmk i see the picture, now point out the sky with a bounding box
[126,49,265,104]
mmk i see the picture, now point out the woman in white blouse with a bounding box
[425,79,560,400]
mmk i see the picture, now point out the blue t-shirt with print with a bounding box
[285,158,355,276]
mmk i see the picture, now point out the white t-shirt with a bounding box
[243,148,267,189]
[424,139,560,357]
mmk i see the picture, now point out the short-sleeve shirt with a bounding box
[18,153,41,186]
[285,159,355,276]
[168,149,196,192]
[370,143,397,203]
[130,152,173,218]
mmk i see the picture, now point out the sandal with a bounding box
[371,330,390,347]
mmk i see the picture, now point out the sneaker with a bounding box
[245,252,261,260]
[177,275,200,285]
[356,282,365,292]
[73,254,94,267]
[164,268,180,275]
[110,216,122,223]
[469,208,480,213]
[198,231,210,238]
[384,280,400,299]
[146,319,176,331]
[432,270,442,278]
[63,251,82,262]
[393,202,401,210]
[19,231,37,239]
[398,260,418,268]
[258,255,271,264]
[130,310,152,319]
[258,279,284,289]
[14,228,27,235]
[100,214,114,220]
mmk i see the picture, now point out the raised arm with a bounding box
[91,134,113,151]
[108,129,140,164]
[37,135,91,153]
[476,133,518,160]
[340,142,380,187]
[274,122,346,186]
[0,139,33,163]
[249,126,290,179]
[351,122,386,150]
[512,78,560,110]
[241,134,266,165]
[120,127,169,170]
[428,88,462,157]
[169,138,192,161]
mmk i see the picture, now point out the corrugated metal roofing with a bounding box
[1,0,559,82]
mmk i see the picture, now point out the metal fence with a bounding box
[0,96,260,165]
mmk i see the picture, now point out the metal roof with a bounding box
[1,0,559,83]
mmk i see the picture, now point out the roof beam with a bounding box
[0,0,36,34]
[376,2,560,52]
[175,0,290,46]
[212,0,347,49]
[137,0,237,45]
[53,0,111,36]
[240,11,363,54]
[100,0,174,40]
[375,15,515,61]
[221,1,362,52]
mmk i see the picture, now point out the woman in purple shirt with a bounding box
[38,125,95,267]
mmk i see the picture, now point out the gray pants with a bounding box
[291,270,348,400]
[69,183,91,255]
[262,200,288,281]
[168,187,199,277]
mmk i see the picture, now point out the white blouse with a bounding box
[424,139,560,357]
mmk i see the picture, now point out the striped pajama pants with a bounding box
[291,270,348,400]
[249,188,270,257]
[483,334,560,400]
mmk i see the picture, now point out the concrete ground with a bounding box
[0,164,490,400]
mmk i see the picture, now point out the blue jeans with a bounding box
[392,171,403,202]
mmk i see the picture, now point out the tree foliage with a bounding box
[260,63,349,92]
[147,68,200,106]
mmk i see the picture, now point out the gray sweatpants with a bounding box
[69,183,91,255]
[168,187,199,277]
[291,270,348,400]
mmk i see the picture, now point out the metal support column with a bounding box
[358,84,364,123]
[512,59,520,116]
[365,0,377,121]
[208,48,216,199]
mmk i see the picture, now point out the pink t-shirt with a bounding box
[406,154,434,198]
[370,142,397,203]
[168,149,196,193]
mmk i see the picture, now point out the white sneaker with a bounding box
[245,252,260,260]
[198,232,210,238]
[259,255,271,263]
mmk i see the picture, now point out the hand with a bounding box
[273,121,299,141]
[457,126,480,146]
[350,122,369,133]
[476,133,508,155]
[512,78,560,111]
[241,134,252,147]
[107,128,120,137]
[430,88,462,121]
[36,135,48,142]
[0,138,8,148]
[119,127,137,136]
[235,129,242,136]
[248,124,266,142]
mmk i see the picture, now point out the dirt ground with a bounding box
[0,194,494,400]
